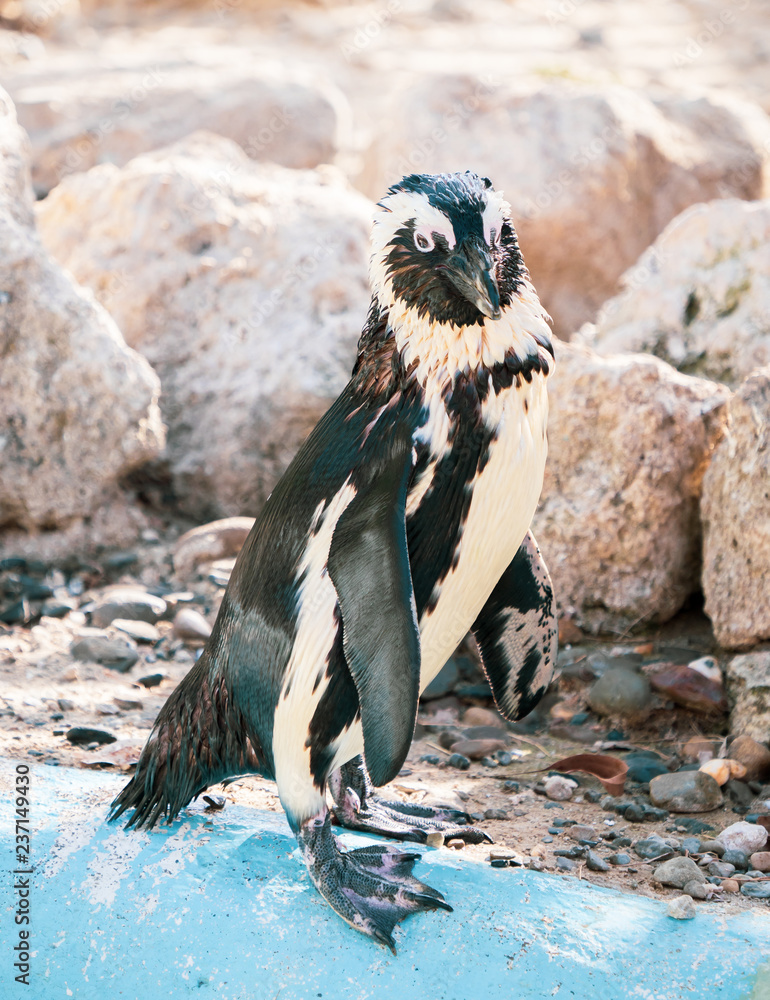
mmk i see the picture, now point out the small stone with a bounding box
[722,849,750,870]
[683,879,708,900]
[653,857,707,889]
[740,882,770,899]
[447,753,471,771]
[567,825,597,842]
[490,858,509,868]
[634,835,670,860]
[450,738,507,760]
[70,636,139,673]
[681,837,701,854]
[624,804,645,823]
[750,851,770,872]
[682,737,719,762]
[419,754,441,765]
[484,809,508,820]
[137,673,165,688]
[556,857,576,871]
[584,789,602,803]
[552,818,578,828]
[716,821,768,854]
[543,775,577,801]
[502,780,520,793]
[446,838,465,850]
[65,727,117,746]
[481,757,499,768]
[57,699,75,712]
[90,588,167,627]
[495,751,514,766]
[721,878,740,893]
[700,758,747,786]
[462,706,506,728]
[649,662,726,714]
[707,861,736,877]
[425,832,444,848]
[114,698,143,711]
[667,895,696,920]
[729,736,770,782]
[649,771,723,813]
[542,835,554,843]
[172,607,212,643]
[641,805,669,822]
[699,839,725,856]
[624,753,669,783]
[586,850,610,872]
[608,853,631,865]
[96,703,119,715]
[588,667,652,718]
[111,619,160,643]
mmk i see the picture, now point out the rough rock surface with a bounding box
[0,86,163,535]
[532,340,730,632]
[701,368,770,648]
[649,771,723,813]
[361,79,770,334]
[589,200,770,386]
[725,654,770,742]
[5,51,349,196]
[653,856,706,889]
[716,821,769,855]
[37,134,373,519]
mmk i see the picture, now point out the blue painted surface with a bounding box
[1,760,768,1000]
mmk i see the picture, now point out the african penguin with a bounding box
[110,170,558,954]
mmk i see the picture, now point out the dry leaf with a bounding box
[546,753,628,796]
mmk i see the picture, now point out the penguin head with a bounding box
[369,171,527,328]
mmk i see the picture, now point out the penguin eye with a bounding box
[414,229,434,252]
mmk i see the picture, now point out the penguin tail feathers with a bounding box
[109,652,267,829]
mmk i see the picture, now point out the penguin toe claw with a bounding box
[297,810,453,951]
[332,792,494,845]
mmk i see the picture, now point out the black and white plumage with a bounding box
[110,171,557,953]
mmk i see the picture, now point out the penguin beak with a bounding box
[438,239,501,320]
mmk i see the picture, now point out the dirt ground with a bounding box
[2,531,767,917]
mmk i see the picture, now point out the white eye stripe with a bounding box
[414,228,435,252]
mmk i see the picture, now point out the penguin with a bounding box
[110,171,557,954]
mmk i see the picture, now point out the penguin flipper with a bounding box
[471,529,557,721]
[327,430,420,789]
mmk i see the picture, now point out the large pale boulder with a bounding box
[361,79,770,335]
[37,133,373,520]
[588,200,770,387]
[726,654,770,742]
[532,340,730,632]
[0,86,163,535]
[5,52,349,195]
[701,368,770,648]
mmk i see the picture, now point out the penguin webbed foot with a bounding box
[298,811,452,954]
[329,757,493,845]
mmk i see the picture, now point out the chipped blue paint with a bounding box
[1,761,767,1000]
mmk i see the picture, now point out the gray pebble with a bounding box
[740,882,770,899]
[419,754,441,765]
[588,667,651,717]
[635,835,670,860]
[70,636,139,673]
[681,837,701,854]
[447,753,470,770]
[542,835,554,843]
[556,857,576,872]
[722,849,750,870]
[496,751,514,766]
[624,804,645,823]
[586,851,610,872]
[481,756,499,768]
[111,618,159,643]
[484,809,508,820]
[172,607,212,642]
[708,861,736,878]
[683,879,708,900]
[699,839,725,857]
[91,589,167,627]
[608,853,631,865]
[653,856,706,889]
